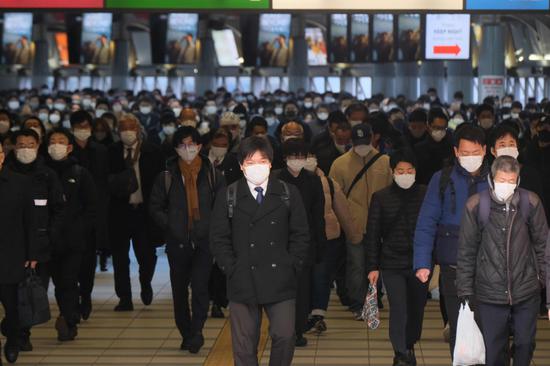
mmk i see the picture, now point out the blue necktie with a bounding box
[255,187,264,204]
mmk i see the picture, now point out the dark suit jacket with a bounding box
[209,176,310,305]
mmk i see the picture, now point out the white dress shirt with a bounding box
[247,179,269,200]
[124,143,144,205]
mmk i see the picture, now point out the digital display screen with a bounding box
[55,32,69,66]
[466,0,548,9]
[212,29,241,67]
[272,0,462,10]
[350,14,370,63]
[166,13,199,64]
[257,13,291,67]
[425,13,470,60]
[397,14,421,62]
[329,14,348,63]
[2,13,33,65]
[372,14,394,62]
[305,27,327,66]
[0,0,102,8]
[81,13,113,65]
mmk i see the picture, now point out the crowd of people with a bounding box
[0,85,549,366]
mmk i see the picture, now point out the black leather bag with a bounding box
[109,168,139,198]
[18,269,51,328]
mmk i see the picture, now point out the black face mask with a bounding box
[286,110,297,118]
[539,130,550,143]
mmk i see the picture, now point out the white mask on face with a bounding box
[120,131,138,146]
[274,107,284,115]
[205,106,217,115]
[62,120,72,129]
[244,163,270,186]
[335,144,347,154]
[394,174,416,189]
[431,130,446,142]
[317,112,329,121]
[511,113,520,120]
[304,157,318,172]
[95,109,107,118]
[494,182,516,201]
[16,148,37,164]
[49,114,61,125]
[304,102,313,109]
[73,129,92,141]
[54,103,66,111]
[459,155,484,173]
[349,120,362,127]
[48,144,68,161]
[162,125,176,136]
[354,144,373,157]
[502,103,512,109]
[113,104,123,113]
[287,159,307,173]
[176,145,200,162]
[140,106,152,115]
[496,147,519,159]
[266,117,277,126]
[38,112,49,123]
[8,101,20,110]
[172,107,182,117]
[30,127,42,139]
[0,120,10,134]
[479,119,494,130]
[210,146,227,160]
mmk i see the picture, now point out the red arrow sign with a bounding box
[433,45,461,55]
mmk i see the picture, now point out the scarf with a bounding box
[179,156,202,228]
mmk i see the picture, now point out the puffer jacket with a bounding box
[365,183,427,273]
[456,188,548,305]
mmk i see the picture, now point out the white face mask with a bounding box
[16,148,37,164]
[197,122,211,136]
[0,120,9,134]
[354,144,372,157]
[502,103,512,109]
[8,101,20,110]
[113,104,123,113]
[73,129,92,141]
[62,120,72,129]
[459,155,484,173]
[304,157,318,172]
[48,144,68,161]
[162,125,176,136]
[317,112,329,121]
[287,159,306,173]
[479,119,494,130]
[349,120,362,127]
[304,102,313,109]
[54,103,66,111]
[496,147,519,159]
[49,114,61,124]
[210,146,227,159]
[120,131,138,146]
[511,113,520,119]
[431,130,446,142]
[266,117,277,126]
[274,107,284,115]
[172,107,182,117]
[335,144,347,153]
[95,109,107,118]
[38,112,49,123]
[176,145,200,162]
[494,182,516,201]
[243,163,270,186]
[205,106,217,115]
[140,106,152,115]
[30,127,42,139]
[394,173,416,189]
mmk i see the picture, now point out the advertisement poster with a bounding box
[397,14,421,62]
[2,13,33,65]
[329,14,348,63]
[425,14,470,60]
[467,0,548,9]
[81,13,113,65]
[212,29,241,67]
[372,14,394,62]
[55,32,69,66]
[166,13,199,64]
[350,14,370,63]
[480,75,505,101]
[305,27,327,66]
[257,13,291,67]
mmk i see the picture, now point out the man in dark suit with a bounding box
[108,114,163,311]
[69,110,110,320]
[210,136,310,366]
[0,142,37,364]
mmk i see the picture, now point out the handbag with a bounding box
[18,269,51,328]
[362,283,380,330]
[453,302,485,365]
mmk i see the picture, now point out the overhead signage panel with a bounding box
[272,0,462,10]
[105,0,269,9]
[466,0,549,10]
[425,14,471,60]
[0,0,102,7]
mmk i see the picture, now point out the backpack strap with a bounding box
[279,180,291,209]
[163,170,172,196]
[477,189,491,229]
[226,181,238,218]
[439,165,456,214]
[346,152,383,198]
[518,189,531,225]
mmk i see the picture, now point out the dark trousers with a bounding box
[51,247,83,326]
[311,239,342,314]
[0,284,19,348]
[478,296,539,366]
[78,234,97,300]
[382,269,429,353]
[295,266,312,336]
[440,265,460,357]
[111,204,157,300]
[230,299,296,366]
[167,243,212,339]
[209,263,228,308]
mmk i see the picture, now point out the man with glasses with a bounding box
[149,126,223,354]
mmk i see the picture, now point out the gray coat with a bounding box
[209,176,310,305]
[457,188,548,305]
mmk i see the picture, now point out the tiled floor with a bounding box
[2,250,550,365]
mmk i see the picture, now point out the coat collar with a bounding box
[235,175,286,222]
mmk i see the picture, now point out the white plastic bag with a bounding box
[453,302,485,366]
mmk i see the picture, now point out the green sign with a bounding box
[106,0,269,9]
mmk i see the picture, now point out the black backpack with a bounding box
[477,188,530,228]
[226,180,291,218]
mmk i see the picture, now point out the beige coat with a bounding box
[329,148,393,235]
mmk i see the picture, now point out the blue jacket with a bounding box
[413,163,489,270]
